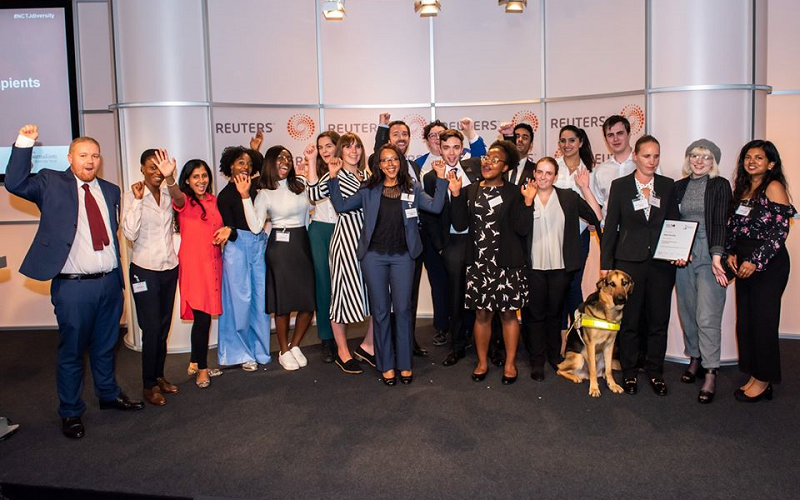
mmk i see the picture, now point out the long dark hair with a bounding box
[316,130,341,178]
[732,140,789,203]
[178,159,213,221]
[367,143,413,192]
[560,125,595,171]
[259,145,305,194]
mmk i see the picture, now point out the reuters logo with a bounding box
[512,110,540,132]
[286,114,316,141]
[403,114,428,140]
[620,105,645,135]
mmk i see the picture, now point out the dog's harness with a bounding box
[569,305,621,346]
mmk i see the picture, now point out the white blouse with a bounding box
[242,178,310,232]
[531,191,565,270]
[122,186,178,271]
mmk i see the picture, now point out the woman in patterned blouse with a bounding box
[726,140,795,403]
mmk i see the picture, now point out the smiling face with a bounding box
[743,147,774,179]
[317,135,337,165]
[275,149,293,180]
[389,124,411,155]
[633,141,660,178]
[340,140,363,168]
[481,147,509,182]
[440,136,463,167]
[68,139,102,182]
[379,148,401,183]
[186,165,209,197]
[231,153,253,177]
[514,127,533,156]
[559,129,582,159]
[140,155,163,190]
[533,158,557,191]
[688,148,714,177]
[425,125,446,156]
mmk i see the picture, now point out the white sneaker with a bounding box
[279,351,300,371]
[242,361,258,372]
[290,345,308,367]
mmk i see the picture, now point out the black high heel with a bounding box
[697,368,718,404]
[400,372,413,385]
[681,357,701,383]
[471,371,487,382]
[734,383,772,403]
[382,371,397,386]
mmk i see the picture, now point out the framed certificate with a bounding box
[653,220,699,261]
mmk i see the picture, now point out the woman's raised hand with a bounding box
[233,173,251,198]
[154,148,177,179]
[521,178,537,205]
[446,169,462,197]
[432,158,446,179]
[328,157,343,177]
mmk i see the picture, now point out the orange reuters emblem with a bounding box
[287,114,316,141]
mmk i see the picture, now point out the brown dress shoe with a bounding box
[156,377,179,394]
[143,386,166,406]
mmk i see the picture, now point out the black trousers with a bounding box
[522,268,573,368]
[735,241,789,383]
[421,238,450,333]
[130,263,178,389]
[442,234,474,353]
[615,258,676,379]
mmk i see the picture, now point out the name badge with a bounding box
[735,204,751,217]
[632,197,648,211]
[649,195,661,208]
[405,208,418,219]
[132,281,148,294]
[276,231,291,242]
[401,193,415,202]
[488,196,503,208]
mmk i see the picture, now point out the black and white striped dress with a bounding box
[308,169,370,323]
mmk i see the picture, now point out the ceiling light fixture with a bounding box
[414,0,441,18]
[499,0,527,13]
[322,0,345,21]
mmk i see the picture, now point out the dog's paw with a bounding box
[589,385,601,397]
[608,382,624,394]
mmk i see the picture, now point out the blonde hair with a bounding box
[682,147,720,178]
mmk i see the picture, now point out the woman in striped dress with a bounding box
[307,133,375,374]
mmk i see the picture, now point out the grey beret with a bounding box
[685,139,721,164]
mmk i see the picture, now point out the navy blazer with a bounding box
[601,172,678,269]
[328,176,448,260]
[450,180,533,268]
[4,145,123,284]
[420,158,483,251]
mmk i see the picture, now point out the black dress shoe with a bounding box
[501,374,517,385]
[623,377,638,395]
[99,393,145,411]
[382,374,397,386]
[432,330,448,346]
[400,373,414,385]
[471,371,487,382]
[61,417,85,439]
[734,383,773,403]
[354,346,376,368]
[413,342,428,357]
[442,350,465,367]
[649,377,668,396]
[530,367,545,381]
[320,339,335,364]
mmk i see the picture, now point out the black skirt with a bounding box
[265,227,316,315]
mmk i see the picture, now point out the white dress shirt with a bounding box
[590,152,635,224]
[243,178,310,232]
[122,186,178,271]
[61,175,118,274]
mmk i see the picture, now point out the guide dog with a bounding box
[556,270,634,397]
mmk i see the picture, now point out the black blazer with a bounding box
[526,187,601,272]
[601,172,678,270]
[673,175,731,256]
[507,158,536,185]
[420,157,483,251]
[450,181,533,268]
[371,125,421,180]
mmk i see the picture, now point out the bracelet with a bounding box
[165,178,177,187]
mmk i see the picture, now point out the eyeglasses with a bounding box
[481,155,505,166]
[379,156,400,164]
[534,170,555,177]
[276,154,293,164]
[689,153,713,162]
[427,132,441,140]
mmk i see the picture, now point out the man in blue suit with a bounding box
[5,124,144,440]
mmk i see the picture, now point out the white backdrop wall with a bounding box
[1,1,797,361]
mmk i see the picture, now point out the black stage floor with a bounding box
[1,325,798,500]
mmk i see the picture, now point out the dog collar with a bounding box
[579,315,620,331]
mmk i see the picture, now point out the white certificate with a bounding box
[653,220,698,261]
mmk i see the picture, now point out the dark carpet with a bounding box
[0,325,798,500]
